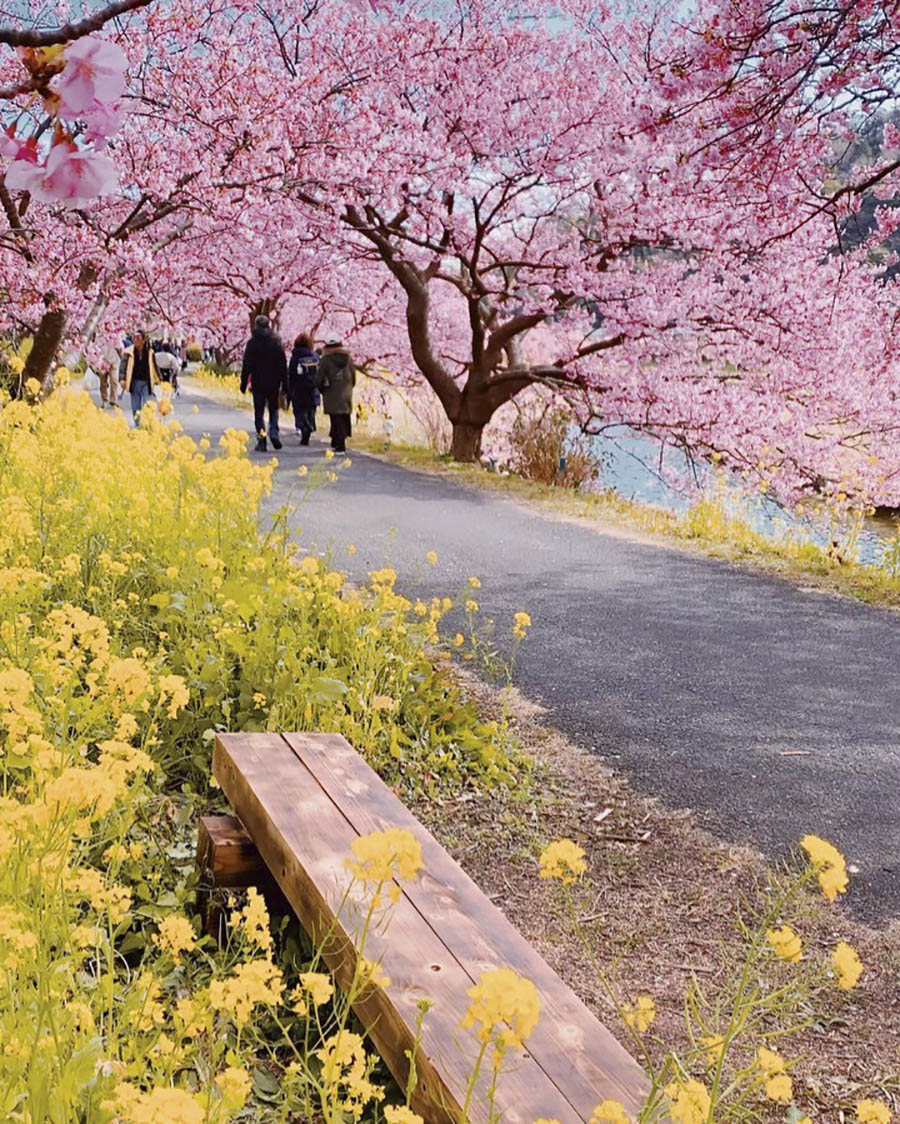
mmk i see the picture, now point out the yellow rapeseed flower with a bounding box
[111,1083,206,1123]
[357,955,391,991]
[152,915,196,962]
[766,924,803,962]
[591,1101,630,1123]
[460,967,541,1061]
[765,1072,793,1103]
[293,971,334,1014]
[665,1079,711,1124]
[215,1067,251,1110]
[513,610,532,639]
[700,1034,725,1064]
[345,827,423,898]
[539,839,587,885]
[857,1099,892,1124]
[623,995,655,1033]
[232,886,273,954]
[756,1046,786,1074]
[426,550,438,564]
[209,958,284,1026]
[832,941,863,990]
[385,1109,424,1124]
[800,834,848,901]
[468,575,481,588]
[465,598,479,613]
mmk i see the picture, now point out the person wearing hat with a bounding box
[316,334,355,453]
[240,315,288,452]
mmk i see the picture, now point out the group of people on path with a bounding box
[99,332,185,420]
[240,316,355,454]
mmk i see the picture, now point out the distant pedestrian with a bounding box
[155,344,180,394]
[241,315,287,452]
[120,331,159,425]
[316,335,355,453]
[98,342,120,408]
[288,333,319,445]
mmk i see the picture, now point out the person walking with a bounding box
[316,334,355,453]
[119,330,159,425]
[241,315,287,452]
[288,333,319,445]
[155,344,180,394]
[98,341,120,408]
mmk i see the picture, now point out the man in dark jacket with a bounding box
[288,333,319,445]
[316,335,355,453]
[241,316,288,452]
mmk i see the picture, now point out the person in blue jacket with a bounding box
[288,332,320,445]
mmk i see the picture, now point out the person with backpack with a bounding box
[154,343,180,394]
[316,335,355,454]
[240,315,288,452]
[288,333,320,445]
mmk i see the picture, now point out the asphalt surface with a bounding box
[166,379,899,924]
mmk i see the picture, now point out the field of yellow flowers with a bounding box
[0,390,519,1121]
[0,389,893,1124]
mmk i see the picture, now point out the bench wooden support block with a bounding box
[197,813,271,938]
[213,732,648,1123]
[197,814,265,888]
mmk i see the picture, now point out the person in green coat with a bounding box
[316,335,356,453]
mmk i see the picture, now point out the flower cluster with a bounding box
[345,826,424,904]
[539,838,587,885]
[461,967,541,1064]
[3,37,126,205]
[801,834,849,901]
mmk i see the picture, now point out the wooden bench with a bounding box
[209,732,647,1123]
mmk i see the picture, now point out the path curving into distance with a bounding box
[170,377,900,924]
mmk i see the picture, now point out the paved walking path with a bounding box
[166,379,898,923]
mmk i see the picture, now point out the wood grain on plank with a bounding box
[282,731,648,1119]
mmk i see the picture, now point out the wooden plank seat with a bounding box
[212,732,647,1123]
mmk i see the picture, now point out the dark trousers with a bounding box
[329,412,351,451]
[252,385,280,441]
[291,385,316,442]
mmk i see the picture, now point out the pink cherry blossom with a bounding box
[0,127,38,164]
[6,141,117,206]
[82,100,126,145]
[55,37,127,119]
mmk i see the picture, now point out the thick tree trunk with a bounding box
[23,306,67,396]
[450,421,485,462]
[249,298,279,331]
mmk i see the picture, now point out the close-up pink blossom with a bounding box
[55,36,127,119]
[5,140,118,205]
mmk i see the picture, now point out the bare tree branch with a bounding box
[0,0,153,48]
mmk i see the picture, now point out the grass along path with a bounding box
[351,436,900,612]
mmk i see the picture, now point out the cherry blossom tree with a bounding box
[263,0,900,506]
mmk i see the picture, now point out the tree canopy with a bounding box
[2,0,899,502]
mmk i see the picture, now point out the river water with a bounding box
[592,427,900,569]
